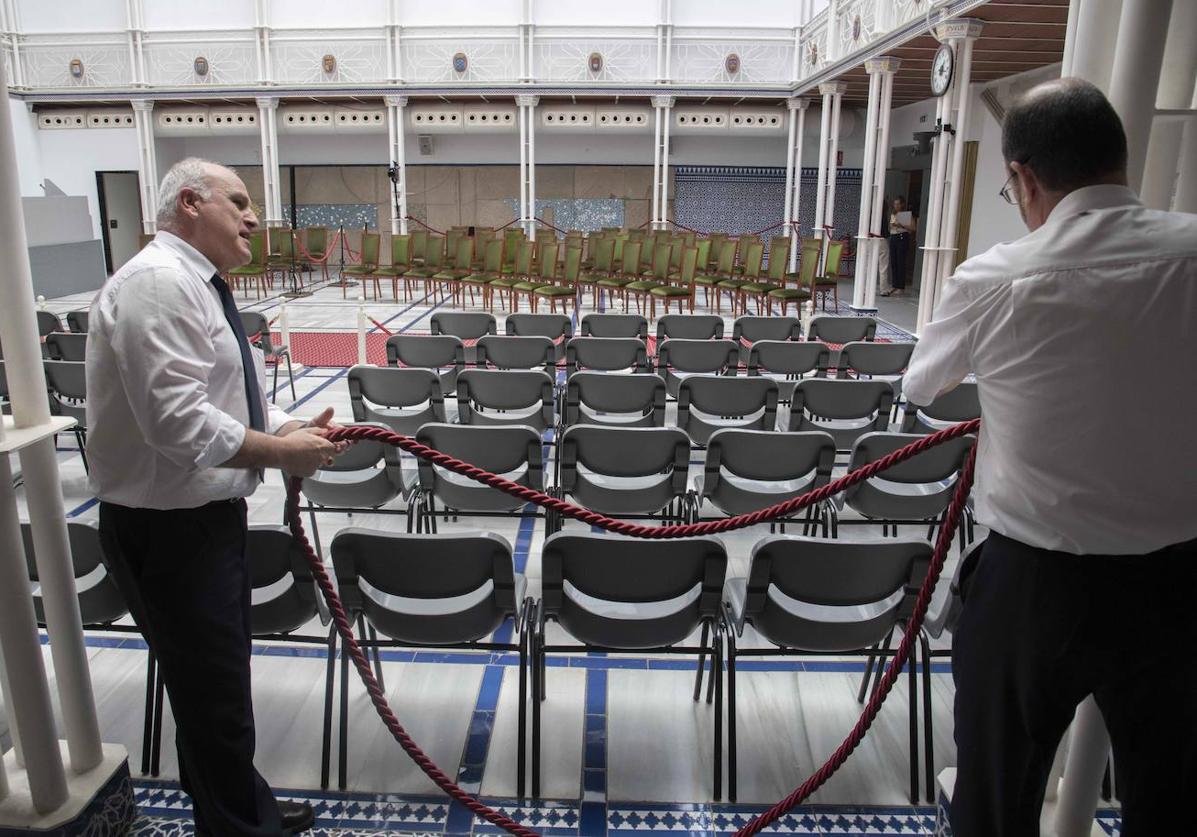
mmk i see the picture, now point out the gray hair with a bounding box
[155,157,227,228]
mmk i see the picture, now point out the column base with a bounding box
[847,305,879,315]
[0,744,134,836]
[934,768,1110,837]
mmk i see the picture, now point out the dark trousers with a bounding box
[951,531,1197,836]
[888,233,910,289]
[99,499,283,836]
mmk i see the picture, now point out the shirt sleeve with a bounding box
[107,267,248,470]
[903,275,977,407]
[266,401,292,435]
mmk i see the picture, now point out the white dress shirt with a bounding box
[87,231,292,510]
[904,185,1197,555]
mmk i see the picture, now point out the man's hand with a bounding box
[301,407,349,454]
[276,429,338,477]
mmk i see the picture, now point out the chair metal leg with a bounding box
[725,618,738,803]
[531,604,543,799]
[308,507,324,561]
[920,632,935,803]
[272,354,280,404]
[286,353,296,400]
[321,624,337,789]
[907,630,919,805]
[338,632,350,790]
[363,618,385,692]
[869,627,894,700]
[141,652,157,775]
[693,621,710,702]
[150,668,165,777]
[857,642,880,704]
[712,621,723,801]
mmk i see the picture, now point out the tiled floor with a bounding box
[10,273,1122,835]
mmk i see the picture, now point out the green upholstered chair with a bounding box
[533,245,581,313]
[739,240,791,316]
[341,232,380,298]
[716,240,764,315]
[371,235,413,301]
[226,231,268,299]
[513,240,559,313]
[491,240,535,311]
[649,246,699,318]
[595,239,643,312]
[578,236,615,307]
[767,238,821,315]
[462,238,506,310]
[624,242,672,314]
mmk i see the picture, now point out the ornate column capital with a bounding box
[934,18,984,41]
[865,56,902,75]
[787,97,811,111]
[515,94,540,107]
[131,99,155,113]
[254,96,279,110]
[651,95,676,109]
[818,81,848,97]
[384,95,408,108]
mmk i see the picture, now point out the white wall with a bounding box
[967,102,1027,257]
[35,126,140,239]
[9,96,43,196]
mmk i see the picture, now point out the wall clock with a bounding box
[931,42,954,97]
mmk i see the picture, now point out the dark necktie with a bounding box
[211,275,267,479]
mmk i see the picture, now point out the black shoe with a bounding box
[279,800,315,834]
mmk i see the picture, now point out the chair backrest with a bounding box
[536,241,559,280]
[416,423,544,512]
[245,230,266,267]
[700,429,836,517]
[619,240,643,274]
[391,234,412,268]
[480,237,504,273]
[359,232,381,267]
[331,529,519,644]
[44,359,87,402]
[590,236,616,273]
[514,240,535,275]
[45,332,87,361]
[668,236,684,271]
[563,371,666,428]
[580,313,647,339]
[657,314,724,341]
[300,422,407,510]
[67,310,89,333]
[22,521,128,626]
[566,336,649,376]
[456,369,555,430]
[271,228,294,259]
[505,312,573,342]
[238,311,269,346]
[36,310,63,338]
[386,334,464,370]
[650,243,671,280]
[741,240,765,279]
[431,311,497,341]
[305,227,329,258]
[694,238,712,270]
[677,375,779,444]
[657,338,739,375]
[733,316,801,344]
[451,235,474,270]
[712,239,738,275]
[562,245,582,282]
[347,365,445,434]
[246,525,319,636]
[790,379,894,450]
[741,535,932,651]
[797,238,822,288]
[424,235,446,269]
[902,381,980,433]
[839,341,914,378]
[748,340,828,379]
[844,431,976,522]
[410,228,429,261]
[476,335,555,372]
[541,532,727,648]
[823,239,845,276]
[559,425,690,516]
[445,228,464,263]
[808,316,877,344]
[767,241,791,281]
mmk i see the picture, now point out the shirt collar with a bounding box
[1046,184,1141,225]
[154,230,220,283]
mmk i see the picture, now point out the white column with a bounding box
[1055,697,1112,837]
[386,0,403,83]
[0,54,75,814]
[518,100,528,234]
[813,89,833,243]
[655,95,674,229]
[1141,121,1185,209]
[1069,0,1123,93]
[851,66,883,311]
[864,59,899,310]
[132,99,158,234]
[1142,0,1197,210]
[785,98,810,273]
[1177,116,1197,213]
[256,97,282,227]
[1107,0,1174,192]
[385,95,408,235]
[824,84,845,239]
[1,0,25,89]
[935,30,980,292]
[516,95,538,239]
[1060,0,1082,76]
[651,103,662,227]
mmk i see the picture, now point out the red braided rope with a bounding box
[404,215,447,236]
[287,420,978,835]
[535,216,568,235]
[366,316,394,336]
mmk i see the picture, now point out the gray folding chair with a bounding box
[557,425,690,528]
[67,310,89,333]
[840,431,976,539]
[723,535,932,803]
[562,371,666,429]
[532,532,728,798]
[808,315,877,344]
[456,368,555,431]
[386,334,465,395]
[240,311,295,402]
[330,530,531,794]
[45,332,87,361]
[431,310,496,364]
[36,310,62,338]
[732,315,801,364]
[505,312,573,361]
[839,341,915,421]
[565,336,650,377]
[299,423,415,542]
[347,365,445,435]
[415,423,544,532]
[747,340,830,401]
[44,359,89,472]
[789,379,894,451]
[656,314,724,341]
[902,381,980,435]
[656,338,740,398]
[677,375,779,445]
[476,335,555,373]
[695,429,836,533]
[580,312,648,339]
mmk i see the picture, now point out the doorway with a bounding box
[96,171,143,275]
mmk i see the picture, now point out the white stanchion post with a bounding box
[1055,696,1111,837]
[278,301,290,346]
[357,297,368,366]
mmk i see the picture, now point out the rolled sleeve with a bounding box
[109,268,248,470]
[904,277,976,407]
[266,402,293,435]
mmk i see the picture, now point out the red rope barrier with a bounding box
[366,316,394,336]
[495,217,522,232]
[404,215,447,236]
[284,420,978,835]
[534,216,568,235]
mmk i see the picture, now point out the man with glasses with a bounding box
[904,79,1197,835]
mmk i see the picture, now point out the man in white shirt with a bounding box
[905,79,1197,836]
[88,158,339,835]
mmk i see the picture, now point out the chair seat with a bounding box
[595,276,634,288]
[342,265,376,276]
[372,265,411,276]
[533,285,576,297]
[716,278,749,289]
[432,270,468,280]
[462,272,499,285]
[512,280,542,291]
[403,268,438,278]
[767,287,812,300]
[740,281,782,294]
[693,274,724,286]
[227,266,265,277]
[625,280,663,292]
[649,285,691,298]
[489,276,522,288]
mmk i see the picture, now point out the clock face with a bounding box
[931,43,954,96]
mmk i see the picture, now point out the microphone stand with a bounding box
[282,224,312,298]
[330,222,355,289]
[389,160,402,235]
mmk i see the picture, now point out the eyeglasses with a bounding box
[999,159,1030,205]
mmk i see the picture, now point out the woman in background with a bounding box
[883,196,916,296]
